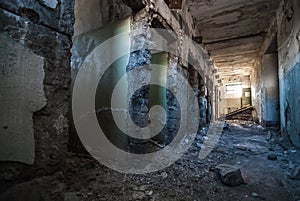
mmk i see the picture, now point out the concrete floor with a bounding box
[65,121,300,201]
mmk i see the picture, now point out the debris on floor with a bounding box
[65,121,300,201]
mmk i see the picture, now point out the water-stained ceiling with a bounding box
[187,0,282,83]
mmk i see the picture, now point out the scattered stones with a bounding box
[267,153,278,161]
[65,121,299,200]
[215,164,244,186]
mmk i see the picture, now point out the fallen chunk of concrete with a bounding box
[215,164,244,186]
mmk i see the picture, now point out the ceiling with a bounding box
[187,0,282,83]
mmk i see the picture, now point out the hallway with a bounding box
[0,0,300,200]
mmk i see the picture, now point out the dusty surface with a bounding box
[65,121,300,201]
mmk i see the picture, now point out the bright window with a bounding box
[226,84,242,96]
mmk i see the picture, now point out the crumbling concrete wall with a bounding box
[126,4,186,149]
[277,0,300,147]
[125,12,153,151]
[0,0,74,200]
[147,0,215,130]
[71,0,216,152]
[254,0,300,145]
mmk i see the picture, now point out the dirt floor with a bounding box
[64,121,300,201]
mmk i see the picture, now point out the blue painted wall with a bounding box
[277,0,300,147]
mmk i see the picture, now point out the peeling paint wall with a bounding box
[277,0,300,147]
[0,33,46,165]
[251,0,300,145]
[0,0,74,200]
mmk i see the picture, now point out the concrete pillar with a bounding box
[261,53,280,127]
[150,52,168,142]
[198,77,207,126]
[70,0,132,153]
